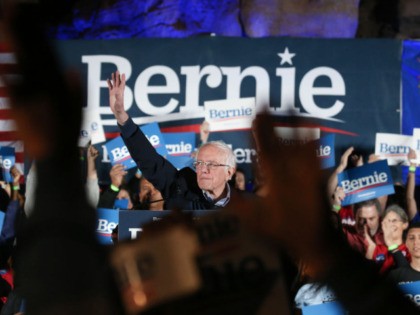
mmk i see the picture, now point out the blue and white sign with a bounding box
[79,107,106,146]
[375,133,412,166]
[0,211,5,232]
[163,132,195,170]
[0,147,15,183]
[104,136,136,169]
[338,160,395,206]
[96,208,119,245]
[316,134,335,169]
[140,122,168,158]
[55,37,401,183]
[302,301,346,315]
[204,97,256,132]
[113,198,129,210]
[399,281,420,306]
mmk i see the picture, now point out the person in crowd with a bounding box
[97,163,133,209]
[406,148,420,222]
[388,221,420,284]
[107,71,245,210]
[84,144,100,208]
[0,165,24,312]
[328,146,360,226]
[230,167,246,191]
[368,204,410,274]
[26,144,101,215]
[3,3,420,314]
[137,176,164,211]
[335,198,385,257]
[0,3,124,314]
[230,112,420,314]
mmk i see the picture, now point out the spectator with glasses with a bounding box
[107,71,250,210]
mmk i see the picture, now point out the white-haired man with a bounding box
[107,71,239,210]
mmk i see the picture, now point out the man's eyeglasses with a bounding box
[193,160,230,170]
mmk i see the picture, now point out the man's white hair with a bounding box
[197,141,236,169]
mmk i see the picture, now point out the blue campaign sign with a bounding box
[140,122,168,158]
[104,136,137,169]
[96,208,119,245]
[302,301,346,315]
[338,160,395,206]
[399,281,420,306]
[163,132,195,169]
[118,210,216,241]
[0,147,15,183]
[316,134,335,169]
[0,211,5,233]
[113,198,129,210]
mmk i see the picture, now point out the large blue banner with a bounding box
[55,38,401,183]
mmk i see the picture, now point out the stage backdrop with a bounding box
[54,37,402,184]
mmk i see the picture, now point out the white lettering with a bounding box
[299,67,345,118]
[316,145,331,157]
[146,134,160,146]
[233,148,256,164]
[101,144,110,163]
[134,66,180,115]
[2,159,11,169]
[166,142,193,155]
[275,67,299,114]
[221,66,270,108]
[82,55,133,114]
[97,219,117,234]
[83,54,347,123]
[110,146,130,161]
[180,65,222,112]
[341,171,388,193]
[129,228,142,239]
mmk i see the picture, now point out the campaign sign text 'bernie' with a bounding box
[104,136,136,169]
[338,160,394,206]
[96,208,119,245]
[163,131,195,170]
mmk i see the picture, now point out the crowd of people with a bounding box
[1,2,420,314]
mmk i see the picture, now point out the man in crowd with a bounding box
[388,222,420,283]
[107,70,238,210]
[341,198,385,257]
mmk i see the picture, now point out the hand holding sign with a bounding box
[109,164,127,189]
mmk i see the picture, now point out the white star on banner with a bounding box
[278,47,296,65]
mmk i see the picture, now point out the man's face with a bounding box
[235,171,246,191]
[406,228,420,259]
[196,145,234,197]
[356,205,380,235]
[382,211,408,237]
